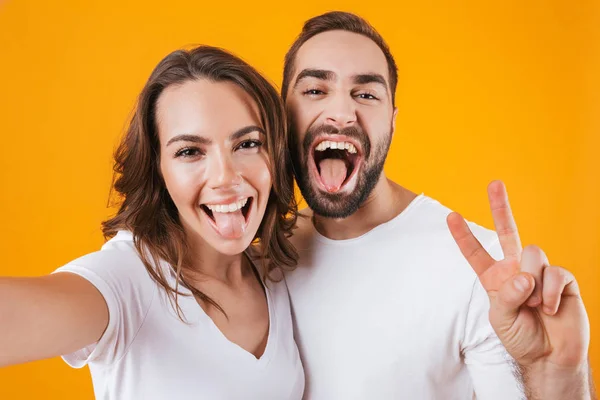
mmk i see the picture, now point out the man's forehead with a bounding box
[293,30,389,81]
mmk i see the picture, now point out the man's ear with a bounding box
[391,107,398,137]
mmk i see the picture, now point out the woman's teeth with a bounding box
[205,198,248,213]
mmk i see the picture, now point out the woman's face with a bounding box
[157,79,272,256]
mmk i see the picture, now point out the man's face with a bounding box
[286,30,397,218]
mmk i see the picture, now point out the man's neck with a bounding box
[312,175,418,240]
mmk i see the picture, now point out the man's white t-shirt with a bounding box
[54,231,304,400]
[285,194,524,399]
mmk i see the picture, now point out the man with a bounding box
[282,11,594,399]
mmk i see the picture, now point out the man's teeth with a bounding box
[315,141,357,154]
[205,198,248,213]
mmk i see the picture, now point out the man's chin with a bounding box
[301,184,362,219]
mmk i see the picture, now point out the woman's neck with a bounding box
[183,231,250,286]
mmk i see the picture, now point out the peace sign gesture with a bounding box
[447,181,590,378]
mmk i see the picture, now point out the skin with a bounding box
[286,29,594,399]
[286,30,416,240]
[0,78,274,366]
[156,79,273,357]
[448,181,592,399]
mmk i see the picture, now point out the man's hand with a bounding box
[447,180,592,399]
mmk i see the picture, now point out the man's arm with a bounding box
[519,361,595,400]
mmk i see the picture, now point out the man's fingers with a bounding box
[492,272,536,323]
[541,266,578,315]
[487,180,523,260]
[520,245,547,308]
[447,212,495,276]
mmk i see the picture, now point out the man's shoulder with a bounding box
[407,194,499,249]
[288,196,499,248]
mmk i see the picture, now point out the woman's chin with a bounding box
[212,240,254,256]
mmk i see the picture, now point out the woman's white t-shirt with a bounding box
[54,231,305,399]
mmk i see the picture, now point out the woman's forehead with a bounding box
[156,79,262,142]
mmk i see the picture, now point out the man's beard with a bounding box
[290,123,392,219]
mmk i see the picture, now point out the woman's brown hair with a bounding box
[102,45,298,317]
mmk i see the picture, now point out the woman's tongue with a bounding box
[319,158,347,193]
[212,210,246,239]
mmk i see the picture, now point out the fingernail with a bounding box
[543,306,553,314]
[513,275,530,292]
[528,295,540,305]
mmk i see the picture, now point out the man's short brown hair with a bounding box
[282,11,398,105]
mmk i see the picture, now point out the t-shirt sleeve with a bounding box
[52,245,156,368]
[461,239,525,399]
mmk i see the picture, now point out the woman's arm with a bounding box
[0,272,108,367]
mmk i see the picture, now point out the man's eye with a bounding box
[357,93,377,100]
[303,89,325,96]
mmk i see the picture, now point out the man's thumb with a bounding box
[492,273,536,323]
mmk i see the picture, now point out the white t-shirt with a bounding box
[54,231,304,400]
[285,194,524,399]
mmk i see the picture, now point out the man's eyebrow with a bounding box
[352,73,388,92]
[293,69,336,89]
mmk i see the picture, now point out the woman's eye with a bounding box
[174,147,202,158]
[237,140,263,151]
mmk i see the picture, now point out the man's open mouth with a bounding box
[310,136,363,193]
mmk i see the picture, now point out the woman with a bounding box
[0,46,304,399]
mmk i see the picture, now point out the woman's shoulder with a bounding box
[56,231,157,286]
[66,231,137,265]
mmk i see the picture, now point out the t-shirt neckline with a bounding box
[312,193,427,245]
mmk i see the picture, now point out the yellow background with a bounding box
[0,0,598,397]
